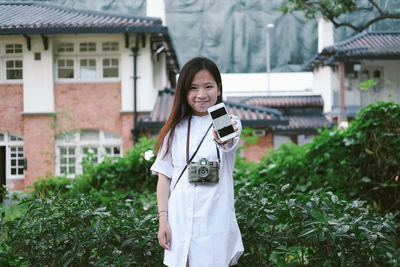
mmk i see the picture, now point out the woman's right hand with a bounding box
[158,217,171,250]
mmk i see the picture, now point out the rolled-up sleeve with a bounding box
[214,116,242,153]
[150,134,173,179]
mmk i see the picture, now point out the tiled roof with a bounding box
[241,95,324,108]
[0,2,180,73]
[138,88,289,130]
[0,2,165,34]
[304,32,400,70]
[240,95,333,133]
[274,114,333,133]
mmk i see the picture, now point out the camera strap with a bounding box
[172,115,214,191]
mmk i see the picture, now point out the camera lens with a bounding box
[197,166,209,178]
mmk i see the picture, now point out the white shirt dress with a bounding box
[151,115,244,267]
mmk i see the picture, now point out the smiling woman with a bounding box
[151,57,243,267]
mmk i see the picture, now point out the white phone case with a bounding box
[207,103,236,142]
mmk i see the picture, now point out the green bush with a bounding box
[29,176,72,198]
[71,137,157,195]
[234,181,400,266]
[252,101,400,213]
[0,192,161,266]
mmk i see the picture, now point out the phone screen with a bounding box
[210,107,235,137]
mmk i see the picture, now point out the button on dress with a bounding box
[151,115,244,267]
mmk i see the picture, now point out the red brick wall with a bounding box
[243,132,274,162]
[23,115,55,188]
[0,84,24,190]
[54,83,122,133]
[0,84,23,135]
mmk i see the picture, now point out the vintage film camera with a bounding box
[189,158,219,183]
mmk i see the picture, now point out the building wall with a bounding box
[0,84,24,191]
[54,82,122,134]
[23,115,55,188]
[0,32,172,191]
[0,84,23,135]
[312,66,335,114]
[243,133,273,162]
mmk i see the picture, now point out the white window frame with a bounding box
[55,130,123,177]
[79,58,97,79]
[57,42,74,53]
[54,39,121,83]
[102,42,119,52]
[56,58,75,79]
[0,42,24,83]
[102,58,119,78]
[5,44,23,54]
[0,132,25,180]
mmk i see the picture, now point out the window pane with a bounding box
[58,69,74,78]
[112,59,118,65]
[11,169,16,175]
[113,147,120,154]
[68,148,75,155]
[104,131,120,139]
[0,133,4,142]
[69,167,75,174]
[80,67,97,78]
[80,59,96,79]
[18,168,24,175]
[103,68,118,78]
[58,43,74,52]
[11,159,16,166]
[15,61,22,68]
[6,61,14,68]
[58,59,74,79]
[60,167,66,174]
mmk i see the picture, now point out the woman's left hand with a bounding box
[212,115,239,145]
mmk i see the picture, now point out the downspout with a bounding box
[131,37,139,143]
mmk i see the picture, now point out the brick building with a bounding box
[0,2,179,191]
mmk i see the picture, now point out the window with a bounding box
[6,60,23,80]
[6,44,23,54]
[82,147,98,163]
[0,132,24,179]
[60,147,76,175]
[57,43,74,53]
[57,59,74,78]
[105,146,121,157]
[10,146,24,175]
[373,70,381,92]
[102,42,119,51]
[80,59,96,79]
[80,42,96,52]
[103,58,119,78]
[56,130,122,176]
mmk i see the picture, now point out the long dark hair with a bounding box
[156,57,223,158]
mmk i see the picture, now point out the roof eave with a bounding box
[0,26,168,35]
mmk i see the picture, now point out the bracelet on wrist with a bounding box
[158,210,168,218]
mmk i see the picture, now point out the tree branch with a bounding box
[369,0,384,15]
[333,14,400,32]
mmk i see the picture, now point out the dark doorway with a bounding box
[0,146,5,203]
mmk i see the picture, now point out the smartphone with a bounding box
[208,103,236,142]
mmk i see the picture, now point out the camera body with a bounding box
[189,158,219,183]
